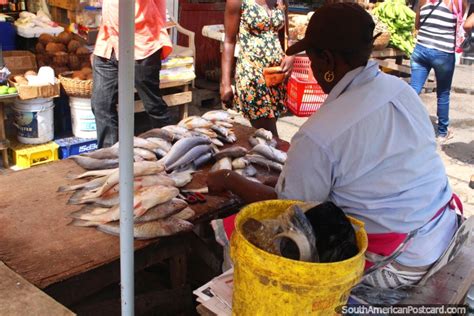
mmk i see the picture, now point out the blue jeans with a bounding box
[91,49,169,148]
[410,44,455,136]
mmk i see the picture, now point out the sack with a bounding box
[452,0,465,53]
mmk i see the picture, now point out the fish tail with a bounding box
[96,224,120,237]
[68,218,101,227]
[58,184,76,192]
[69,205,97,219]
[67,189,91,205]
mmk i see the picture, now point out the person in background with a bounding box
[92,0,172,148]
[410,0,468,142]
[208,3,461,289]
[220,0,294,137]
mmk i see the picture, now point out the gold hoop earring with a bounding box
[324,71,334,83]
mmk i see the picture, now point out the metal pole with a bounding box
[118,0,135,314]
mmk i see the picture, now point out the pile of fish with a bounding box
[62,110,239,239]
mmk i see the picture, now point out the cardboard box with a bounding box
[3,51,37,76]
[8,77,60,100]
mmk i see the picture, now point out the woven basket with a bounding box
[59,71,93,98]
[373,32,391,50]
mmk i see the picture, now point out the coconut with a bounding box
[57,31,72,45]
[45,42,60,53]
[53,52,69,66]
[81,67,92,75]
[68,54,81,70]
[67,40,81,53]
[36,54,52,67]
[56,43,67,52]
[35,42,45,54]
[76,47,90,55]
[72,70,87,80]
[38,33,55,45]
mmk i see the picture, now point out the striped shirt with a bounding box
[417,1,456,53]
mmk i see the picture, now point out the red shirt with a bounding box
[94,0,172,60]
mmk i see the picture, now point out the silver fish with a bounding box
[166,144,213,172]
[193,128,217,138]
[96,217,193,239]
[249,136,277,148]
[214,121,234,128]
[162,125,192,136]
[213,146,248,161]
[217,133,237,144]
[193,152,214,169]
[202,110,234,122]
[81,146,119,160]
[235,164,257,177]
[210,157,232,172]
[134,198,188,223]
[251,144,287,164]
[211,138,224,147]
[232,157,249,170]
[160,136,211,168]
[145,137,172,152]
[173,207,196,220]
[169,170,194,187]
[70,156,119,170]
[80,161,165,201]
[70,185,179,223]
[254,128,273,141]
[211,125,232,138]
[134,147,157,161]
[246,154,283,172]
[138,128,176,142]
[58,176,107,192]
[178,116,213,129]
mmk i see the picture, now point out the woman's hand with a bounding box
[207,170,233,194]
[280,55,296,78]
[220,83,234,109]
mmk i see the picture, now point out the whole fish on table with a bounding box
[58,176,107,192]
[178,116,213,129]
[68,169,116,180]
[70,185,179,223]
[214,121,233,128]
[169,170,194,187]
[246,154,283,172]
[193,152,214,169]
[249,135,277,148]
[80,161,165,200]
[134,198,188,223]
[173,206,196,220]
[145,137,172,152]
[250,144,287,164]
[235,164,257,177]
[68,174,176,205]
[137,128,176,142]
[202,110,234,122]
[210,138,224,147]
[193,128,217,138]
[211,125,232,138]
[210,157,232,172]
[232,157,250,170]
[160,136,211,168]
[217,133,237,144]
[166,144,214,172]
[213,146,248,161]
[254,128,273,141]
[162,125,193,138]
[97,217,194,239]
[70,156,119,170]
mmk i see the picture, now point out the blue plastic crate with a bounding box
[55,137,98,159]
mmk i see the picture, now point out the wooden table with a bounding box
[0,123,279,312]
[0,93,17,168]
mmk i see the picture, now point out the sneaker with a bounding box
[436,130,454,144]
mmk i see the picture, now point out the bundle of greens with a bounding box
[372,0,416,55]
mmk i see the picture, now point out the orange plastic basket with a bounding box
[286,56,327,117]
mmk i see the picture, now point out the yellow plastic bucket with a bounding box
[230,200,368,315]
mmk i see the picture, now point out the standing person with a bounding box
[410,0,468,142]
[208,3,461,289]
[220,0,295,137]
[92,0,172,148]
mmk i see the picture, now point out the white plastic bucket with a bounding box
[69,97,97,139]
[13,98,54,144]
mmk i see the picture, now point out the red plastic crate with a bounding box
[286,56,328,117]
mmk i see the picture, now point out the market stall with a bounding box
[0,122,283,312]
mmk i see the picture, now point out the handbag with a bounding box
[461,31,474,53]
[452,0,465,53]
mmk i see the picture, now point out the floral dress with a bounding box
[234,0,287,120]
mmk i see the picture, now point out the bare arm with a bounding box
[220,0,241,107]
[207,170,277,204]
[464,13,474,32]
[415,0,427,30]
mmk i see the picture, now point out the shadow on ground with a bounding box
[441,141,474,164]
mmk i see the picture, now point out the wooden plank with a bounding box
[160,80,193,89]
[401,244,474,304]
[375,59,412,74]
[47,0,79,11]
[0,123,278,290]
[0,262,74,315]
[134,91,192,112]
